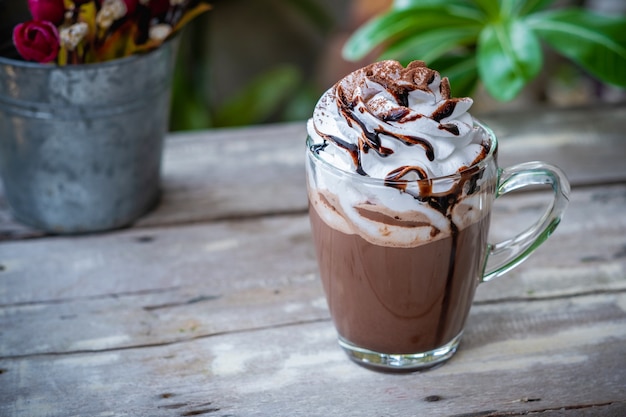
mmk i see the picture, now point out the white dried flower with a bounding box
[149,24,172,42]
[60,22,89,51]
[96,0,128,29]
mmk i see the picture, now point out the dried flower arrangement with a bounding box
[12,0,211,65]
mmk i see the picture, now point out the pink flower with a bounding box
[13,20,60,63]
[124,0,140,16]
[148,0,171,17]
[27,0,66,25]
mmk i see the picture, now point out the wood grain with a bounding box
[1,292,624,417]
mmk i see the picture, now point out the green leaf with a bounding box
[342,11,423,61]
[381,26,480,64]
[527,9,626,88]
[473,0,500,18]
[214,65,302,127]
[342,6,484,61]
[170,72,212,131]
[279,84,319,122]
[510,0,556,17]
[392,0,471,10]
[430,53,480,97]
[477,19,543,101]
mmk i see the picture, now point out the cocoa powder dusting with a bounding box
[363,61,436,105]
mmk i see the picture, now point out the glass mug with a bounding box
[305,121,570,371]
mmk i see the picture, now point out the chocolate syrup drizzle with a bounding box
[314,61,462,182]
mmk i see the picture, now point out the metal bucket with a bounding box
[0,38,179,234]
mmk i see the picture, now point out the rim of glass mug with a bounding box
[306,119,498,186]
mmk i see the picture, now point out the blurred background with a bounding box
[169,0,389,130]
[170,0,625,131]
[1,0,624,131]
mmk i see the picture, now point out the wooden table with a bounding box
[1,104,625,416]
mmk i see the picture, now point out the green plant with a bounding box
[343,0,626,101]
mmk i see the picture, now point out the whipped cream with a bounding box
[307,60,488,182]
[306,61,494,247]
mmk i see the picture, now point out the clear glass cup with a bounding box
[305,120,570,371]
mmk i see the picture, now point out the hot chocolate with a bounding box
[309,196,490,354]
[305,59,495,368]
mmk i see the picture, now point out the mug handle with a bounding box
[482,161,571,282]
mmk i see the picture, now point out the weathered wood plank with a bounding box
[485,103,626,187]
[1,184,625,357]
[138,122,308,227]
[1,292,624,417]
[1,104,625,239]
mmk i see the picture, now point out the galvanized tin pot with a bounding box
[0,38,179,234]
